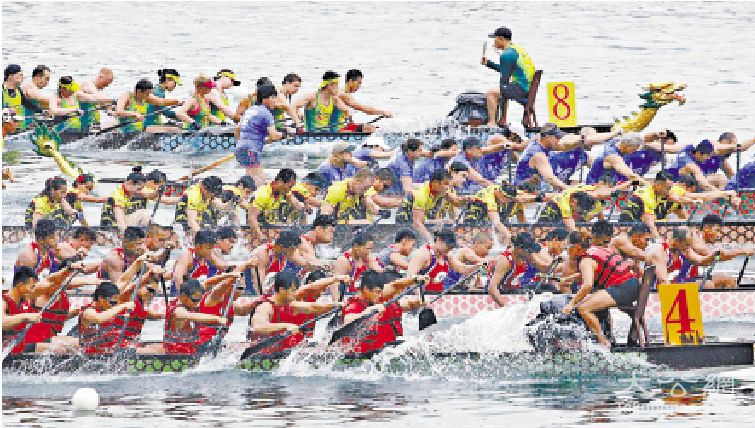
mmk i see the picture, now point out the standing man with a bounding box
[481,26,535,127]
[235,84,285,187]
[337,69,393,133]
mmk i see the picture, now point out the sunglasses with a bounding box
[188,295,202,304]
[107,298,119,306]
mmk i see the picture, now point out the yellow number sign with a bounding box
[547,81,577,127]
[658,282,705,345]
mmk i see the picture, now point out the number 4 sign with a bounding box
[547,81,577,127]
[658,283,705,345]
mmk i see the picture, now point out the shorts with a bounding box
[499,83,529,105]
[235,147,261,168]
[605,277,640,306]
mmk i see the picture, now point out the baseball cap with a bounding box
[693,139,714,154]
[508,122,526,138]
[302,172,327,188]
[274,229,302,248]
[462,136,483,150]
[257,84,277,100]
[202,176,223,196]
[540,122,565,139]
[4,64,21,80]
[332,142,355,154]
[512,232,541,253]
[488,26,512,39]
[216,69,241,86]
[434,229,457,247]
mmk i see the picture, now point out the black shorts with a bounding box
[500,83,529,105]
[605,277,640,306]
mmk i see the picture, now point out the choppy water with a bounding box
[3,1,755,427]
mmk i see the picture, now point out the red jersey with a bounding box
[246,297,304,355]
[419,245,449,292]
[2,292,36,354]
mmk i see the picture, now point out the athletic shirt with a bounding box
[164,299,201,354]
[209,91,229,122]
[487,44,535,93]
[586,139,622,185]
[662,242,683,273]
[479,150,511,182]
[78,303,124,355]
[725,159,755,190]
[184,94,210,129]
[24,194,65,228]
[549,148,587,184]
[514,139,550,185]
[119,93,148,133]
[101,184,140,227]
[115,296,148,344]
[306,92,339,131]
[246,297,304,354]
[497,249,539,291]
[585,246,637,289]
[26,289,70,343]
[265,243,288,275]
[197,291,234,340]
[419,245,450,292]
[669,145,726,178]
[339,295,393,354]
[343,251,370,292]
[187,248,219,280]
[624,149,662,177]
[55,94,82,132]
[2,292,35,355]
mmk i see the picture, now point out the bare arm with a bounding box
[82,302,134,325]
[251,302,297,333]
[563,258,596,313]
[487,255,511,307]
[412,208,433,243]
[531,153,568,190]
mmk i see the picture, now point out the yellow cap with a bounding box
[320,78,339,89]
[165,73,183,86]
[59,81,80,92]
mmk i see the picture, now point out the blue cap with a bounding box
[694,139,714,154]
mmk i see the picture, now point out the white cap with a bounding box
[361,135,390,150]
[508,122,526,138]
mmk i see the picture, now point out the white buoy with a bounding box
[72,387,99,411]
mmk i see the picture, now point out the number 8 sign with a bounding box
[547,82,577,127]
[658,282,705,345]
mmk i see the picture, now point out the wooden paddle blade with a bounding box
[240,332,287,360]
[328,315,372,345]
[418,307,437,331]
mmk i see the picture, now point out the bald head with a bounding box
[472,231,492,245]
[95,67,114,89]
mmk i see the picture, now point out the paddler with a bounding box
[235,83,286,186]
[174,74,224,130]
[585,133,650,185]
[79,67,115,131]
[406,229,479,292]
[2,267,43,355]
[561,221,640,347]
[376,229,418,272]
[78,281,138,355]
[336,69,393,133]
[353,137,397,169]
[548,126,595,185]
[49,75,113,134]
[246,271,341,355]
[479,123,528,182]
[173,175,224,234]
[480,26,535,127]
[14,220,62,275]
[114,79,181,133]
[24,176,79,228]
[131,168,182,212]
[618,171,675,240]
[726,158,755,190]
[659,174,739,220]
[3,64,44,132]
[20,65,52,112]
[609,223,652,269]
[686,214,755,288]
[414,138,458,183]
[558,231,591,293]
[332,232,384,294]
[99,226,146,282]
[387,138,425,196]
[214,175,257,226]
[444,231,494,291]
[144,68,183,129]
[463,181,533,243]
[172,229,226,294]
[320,168,377,224]
[296,214,337,270]
[537,184,614,232]
[65,173,109,227]
[234,73,302,125]
[514,123,620,190]
[290,172,327,212]
[245,229,312,291]
[100,167,151,232]
[207,69,241,123]
[291,70,351,132]
[667,139,732,190]
[488,232,550,306]
[315,142,369,188]
[449,136,493,193]
[246,168,302,239]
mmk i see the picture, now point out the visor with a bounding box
[59,81,80,92]
[218,71,241,86]
[165,73,183,86]
[319,78,339,89]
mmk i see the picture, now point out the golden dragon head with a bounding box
[614,82,687,132]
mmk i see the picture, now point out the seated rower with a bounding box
[114,79,180,133]
[118,271,168,354]
[78,67,115,131]
[247,168,303,238]
[561,221,640,348]
[235,73,302,125]
[585,133,650,185]
[725,158,755,190]
[48,75,113,134]
[246,230,310,292]
[290,172,327,213]
[144,68,183,131]
[478,124,528,182]
[686,214,755,288]
[17,64,51,129]
[333,232,384,294]
[548,127,595,185]
[406,229,479,292]
[100,168,151,233]
[99,226,146,282]
[538,228,568,263]
[537,184,613,232]
[291,70,351,133]
[15,219,63,276]
[174,176,224,235]
[463,181,533,244]
[609,223,652,276]
[297,215,337,270]
[315,143,368,188]
[488,232,550,307]
[131,169,182,211]
[3,268,43,355]
[291,271,352,331]
[174,74,224,130]
[247,271,340,355]
[366,168,401,210]
[659,174,739,220]
[414,138,459,183]
[666,139,739,190]
[320,168,377,224]
[377,229,418,272]
[445,231,494,291]
[25,176,78,229]
[353,137,397,169]
[449,137,493,193]
[206,69,241,124]
[515,123,620,190]
[214,175,257,226]
[161,276,237,355]
[386,138,425,196]
[66,173,109,226]
[336,270,426,354]
[172,230,227,293]
[644,227,727,289]
[78,282,137,355]
[396,169,457,243]
[336,69,393,133]
[619,171,675,240]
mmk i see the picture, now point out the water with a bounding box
[3,1,755,427]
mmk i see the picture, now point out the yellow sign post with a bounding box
[658,282,705,345]
[547,81,577,127]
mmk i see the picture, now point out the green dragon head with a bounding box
[639,81,687,109]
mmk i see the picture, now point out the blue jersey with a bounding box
[449,152,484,194]
[315,160,358,188]
[413,156,448,183]
[725,159,755,190]
[514,140,550,185]
[237,104,274,152]
[624,149,662,177]
[479,150,511,181]
[549,149,587,184]
[586,139,621,184]
[668,145,726,179]
[386,151,418,193]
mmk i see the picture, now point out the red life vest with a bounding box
[585,246,637,289]
[344,251,368,292]
[25,289,70,343]
[78,303,124,355]
[419,245,449,292]
[379,300,403,341]
[338,296,394,353]
[2,292,36,354]
[662,242,682,273]
[196,291,234,345]
[266,243,287,274]
[246,297,304,354]
[164,299,201,354]
[115,297,149,346]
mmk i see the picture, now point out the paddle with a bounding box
[326,281,349,330]
[328,279,425,345]
[737,256,750,286]
[418,268,483,330]
[95,105,178,135]
[528,256,563,297]
[1,269,82,362]
[114,263,148,352]
[735,143,741,192]
[206,277,244,358]
[178,153,235,181]
[240,303,344,360]
[697,250,721,291]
